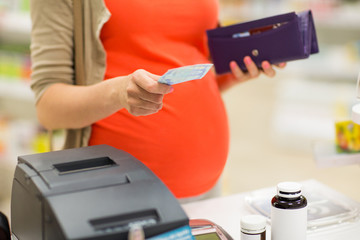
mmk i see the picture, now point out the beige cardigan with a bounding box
[30,0,110,148]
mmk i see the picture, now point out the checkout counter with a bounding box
[183,179,360,240]
[8,145,360,239]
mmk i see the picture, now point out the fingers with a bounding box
[128,225,145,240]
[127,92,163,110]
[276,62,287,68]
[129,82,165,105]
[230,57,284,84]
[132,69,173,95]
[127,105,162,116]
[244,56,260,78]
[230,61,248,82]
[125,69,174,116]
[229,57,261,84]
[261,61,275,77]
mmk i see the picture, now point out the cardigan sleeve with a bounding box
[29,0,74,104]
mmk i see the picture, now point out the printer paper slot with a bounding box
[54,157,117,175]
[90,209,159,233]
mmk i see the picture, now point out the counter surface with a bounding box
[182,180,360,240]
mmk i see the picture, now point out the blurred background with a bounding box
[0,0,360,222]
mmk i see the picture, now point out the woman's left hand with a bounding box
[229,56,286,84]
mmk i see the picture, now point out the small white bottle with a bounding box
[271,182,307,240]
[241,215,266,240]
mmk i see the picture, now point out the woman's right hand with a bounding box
[118,69,174,116]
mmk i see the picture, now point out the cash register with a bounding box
[11,145,189,240]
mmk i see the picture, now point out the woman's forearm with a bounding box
[36,78,125,130]
[36,70,174,130]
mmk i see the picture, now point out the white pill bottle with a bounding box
[240,215,267,240]
[271,182,307,240]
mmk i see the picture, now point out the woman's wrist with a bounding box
[102,76,128,112]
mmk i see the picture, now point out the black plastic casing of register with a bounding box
[11,144,189,240]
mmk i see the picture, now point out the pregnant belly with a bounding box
[89,77,229,197]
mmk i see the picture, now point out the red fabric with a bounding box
[89,0,229,198]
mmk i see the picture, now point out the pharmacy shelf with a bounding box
[0,79,34,101]
[316,17,360,45]
[0,79,36,120]
[283,61,360,82]
[0,11,31,44]
[313,140,360,168]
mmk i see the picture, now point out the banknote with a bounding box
[158,63,213,85]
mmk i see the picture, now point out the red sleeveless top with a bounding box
[89,0,229,198]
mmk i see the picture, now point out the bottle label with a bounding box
[271,206,307,240]
[241,232,262,240]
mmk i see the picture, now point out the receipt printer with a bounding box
[11,145,188,240]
